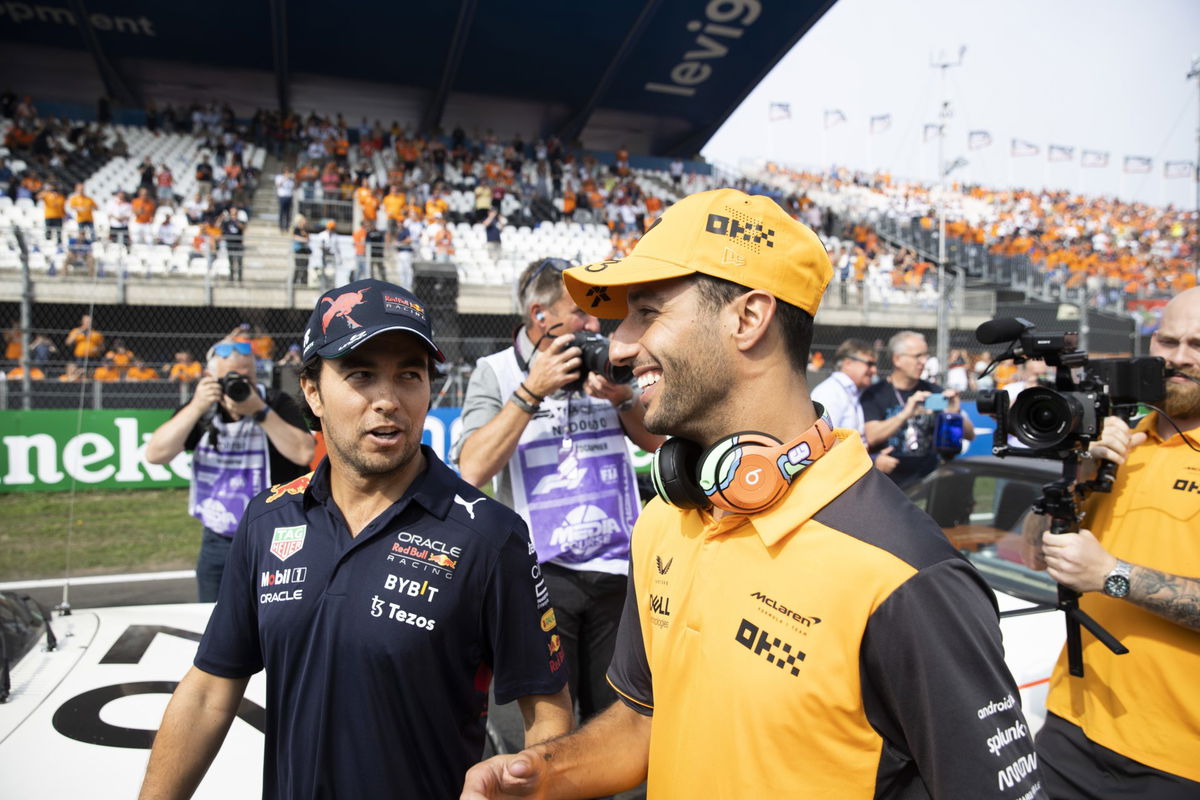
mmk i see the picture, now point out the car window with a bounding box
[0,592,46,667]
[908,465,1056,605]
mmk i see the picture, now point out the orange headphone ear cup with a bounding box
[702,432,790,514]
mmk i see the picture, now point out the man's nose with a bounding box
[583,315,601,334]
[610,320,638,366]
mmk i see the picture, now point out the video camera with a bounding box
[973,316,1168,677]
[565,332,633,393]
[974,317,1164,463]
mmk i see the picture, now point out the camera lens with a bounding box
[1010,387,1080,449]
[571,332,633,389]
[222,372,252,402]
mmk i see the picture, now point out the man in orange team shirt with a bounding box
[38,183,66,245]
[67,183,99,240]
[131,188,157,245]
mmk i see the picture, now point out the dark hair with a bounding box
[834,338,874,366]
[691,274,814,373]
[297,355,439,432]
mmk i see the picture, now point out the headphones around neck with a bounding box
[651,415,837,514]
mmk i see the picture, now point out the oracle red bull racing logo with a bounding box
[321,287,369,332]
[388,531,462,579]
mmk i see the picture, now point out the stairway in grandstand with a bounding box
[241,152,299,286]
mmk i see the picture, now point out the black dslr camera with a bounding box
[975,317,1164,461]
[217,371,253,403]
[565,332,633,393]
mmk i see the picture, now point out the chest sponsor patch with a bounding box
[270,524,307,561]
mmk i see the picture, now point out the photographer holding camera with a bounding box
[861,330,974,488]
[455,257,663,727]
[146,337,314,601]
[1021,286,1200,798]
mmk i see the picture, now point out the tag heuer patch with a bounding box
[270,525,307,561]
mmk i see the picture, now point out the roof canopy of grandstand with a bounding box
[1,0,834,157]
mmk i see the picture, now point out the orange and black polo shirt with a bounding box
[609,432,1039,799]
[1045,414,1200,781]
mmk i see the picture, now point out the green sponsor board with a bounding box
[0,410,192,492]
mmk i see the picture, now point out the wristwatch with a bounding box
[252,406,271,424]
[1102,560,1132,598]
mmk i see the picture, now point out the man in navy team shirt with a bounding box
[140,279,572,800]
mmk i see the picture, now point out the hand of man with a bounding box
[944,389,961,413]
[874,445,899,474]
[903,390,932,419]
[187,374,224,412]
[1041,528,1117,593]
[460,752,548,800]
[525,334,583,398]
[584,373,633,408]
[223,386,267,420]
[1088,416,1147,465]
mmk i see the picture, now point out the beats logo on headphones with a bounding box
[652,418,836,514]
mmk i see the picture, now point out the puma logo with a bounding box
[454,495,486,520]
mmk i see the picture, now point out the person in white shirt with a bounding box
[156,213,182,249]
[809,338,897,474]
[107,190,132,248]
[274,169,295,232]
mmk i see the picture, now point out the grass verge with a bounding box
[0,489,200,581]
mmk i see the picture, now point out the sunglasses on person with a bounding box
[212,341,253,358]
[518,258,573,300]
[845,355,877,368]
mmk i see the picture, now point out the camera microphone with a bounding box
[975,317,1036,345]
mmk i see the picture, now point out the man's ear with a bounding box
[730,290,776,352]
[299,373,323,421]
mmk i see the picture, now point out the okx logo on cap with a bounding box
[302,279,445,363]
[563,188,833,319]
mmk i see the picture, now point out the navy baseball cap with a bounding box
[302,279,445,364]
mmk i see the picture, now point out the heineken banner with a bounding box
[0,408,657,493]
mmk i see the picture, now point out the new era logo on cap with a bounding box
[561,188,832,319]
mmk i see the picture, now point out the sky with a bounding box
[702,0,1200,210]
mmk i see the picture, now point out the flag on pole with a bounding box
[944,156,969,177]
[968,130,992,150]
[824,109,846,128]
[1048,145,1074,163]
[923,123,942,142]
[1011,139,1040,157]
[1164,160,1195,179]
[1081,150,1109,168]
[768,102,791,122]
[869,114,892,134]
[1123,155,1152,174]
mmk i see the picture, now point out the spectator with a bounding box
[274,168,294,232]
[483,207,504,263]
[219,210,246,283]
[195,154,214,198]
[93,357,121,382]
[456,258,663,730]
[144,337,314,601]
[29,333,57,365]
[861,331,975,488]
[155,164,174,207]
[3,320,20,362]
[352,217,371,281]
[66,183,98,240]
[130,187,156,245]
[126,360,160,381]
[6,363,45,380]
[167,351,202,383]
[37,182,66,246]
[311,220,341,288]
[105,338,135,377]
[65,314,103,361]
[275,343,302,366]
[809,338,889,455]
[292,213,311,285]
[183,191,208,225]
[156,212,182,249]
[58,362,86,382]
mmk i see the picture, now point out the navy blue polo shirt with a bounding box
[195,446,567,800]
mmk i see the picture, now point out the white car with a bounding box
[0,597,265,798]
[905,455,1068,732]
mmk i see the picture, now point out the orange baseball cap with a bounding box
[563,188,833,319]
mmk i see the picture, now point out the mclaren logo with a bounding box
[750,591,820,627]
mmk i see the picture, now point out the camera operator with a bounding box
[861,330,974,488]
[1021,286,1200,798]
[455,258,663,729]
[145,337,314,601]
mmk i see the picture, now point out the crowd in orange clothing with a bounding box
[762,164,1197,304]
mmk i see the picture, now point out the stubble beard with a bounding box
[326,423,421,478]
[643,346,731,440]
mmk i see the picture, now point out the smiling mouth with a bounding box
[636,371,662,390]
